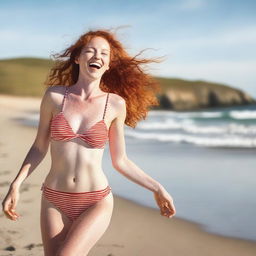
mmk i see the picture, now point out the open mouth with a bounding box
[88,62,102,70]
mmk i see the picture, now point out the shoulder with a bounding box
[44,85,66,97]
[44,85,66,101]
[108,93,126,119]
[41,85,66,109]
[108,92,126,110]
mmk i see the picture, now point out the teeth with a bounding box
[89,62,101,69]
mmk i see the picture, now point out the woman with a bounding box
[2,28,176,256]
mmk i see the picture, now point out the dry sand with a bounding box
[0,94,256,256]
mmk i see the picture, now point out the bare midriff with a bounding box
[43,138,109,192]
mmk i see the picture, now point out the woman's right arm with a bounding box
[2,87,54,220]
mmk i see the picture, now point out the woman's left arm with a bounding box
[108,96,176,218]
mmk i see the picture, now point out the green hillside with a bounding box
[0,57,239,96]
[0,57,254,110]
[155,77,239,93]
[0,58,53,96]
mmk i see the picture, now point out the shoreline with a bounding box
[0,94,256,256]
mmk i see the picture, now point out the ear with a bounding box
[75,57,79,64]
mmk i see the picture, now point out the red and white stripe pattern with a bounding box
[50,87,109,148]
[50,114,109,148]
[41,183,111,221]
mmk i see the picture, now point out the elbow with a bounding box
[32,140,49,156]
[112,156,128,172]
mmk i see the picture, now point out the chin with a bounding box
[88,73,104,80]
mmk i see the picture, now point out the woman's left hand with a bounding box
[153,185,176,218]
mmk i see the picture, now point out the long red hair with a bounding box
[45,28,164,128]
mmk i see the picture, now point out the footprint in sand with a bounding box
[0,152,8,158]
[20,184,30,193]
[0,170,11,175]
[20,183,39,193]
[21,199,33,203]
[7,230,19,235]
[4,245,16,251]
[0,181,10,187]
[24,243,43,250]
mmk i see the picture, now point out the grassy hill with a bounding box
[0,57,254,110]
[156,77,240,93]
[0,58,52,96]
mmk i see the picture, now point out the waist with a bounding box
[41,182,112,194]
[43,169,109,192]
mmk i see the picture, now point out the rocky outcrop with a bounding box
[156,82,256,110]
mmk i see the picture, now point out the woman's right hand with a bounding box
[2,185,20,221]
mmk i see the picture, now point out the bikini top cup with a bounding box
[50,87,109,148]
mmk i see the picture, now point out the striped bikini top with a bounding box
[50,87,109,148]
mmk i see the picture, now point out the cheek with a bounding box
[104,57,110,67]
[78,55,90,66]
[81,54,92,61]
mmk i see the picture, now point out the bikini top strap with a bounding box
[61,87,68,112]
[102,93,110,120]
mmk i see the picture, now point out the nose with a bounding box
[94,51,101,59]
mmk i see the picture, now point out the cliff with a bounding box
[0,58,255,110]
[155,77,255,110]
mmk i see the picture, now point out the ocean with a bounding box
[18,104,256,241]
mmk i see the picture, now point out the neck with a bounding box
[71,75,103,100]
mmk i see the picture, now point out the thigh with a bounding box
[56,191,114,256]
[40,193,72,256]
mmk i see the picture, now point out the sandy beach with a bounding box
[0,94,256,256]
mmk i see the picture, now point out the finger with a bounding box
[3,202,11,213]
[10,211,19,218]
[162,212,172,218]
[161,208,170,217]
[166,200,176,212]
[4,211,16,220]
[161,209,173,218]
[7,209,16,218]
[3,206,13,219]
[170,205,176,215]
[11,199,19,211]
[10,208,20,218]
[161,203,171,214]
[161,205,175,218]
[161,212,168,217]
[3,211,12,219]
[6,206,19,219]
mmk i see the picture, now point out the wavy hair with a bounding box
[45,28,164,128]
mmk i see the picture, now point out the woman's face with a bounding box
[75,36,111,79]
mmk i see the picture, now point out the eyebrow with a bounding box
[85,47,110,51]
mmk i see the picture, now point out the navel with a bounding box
[73,177,76,182]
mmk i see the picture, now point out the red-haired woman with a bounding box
[2,28,176,256]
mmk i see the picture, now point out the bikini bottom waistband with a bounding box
[40,183,112,194]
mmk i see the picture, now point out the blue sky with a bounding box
[1,0,256,97]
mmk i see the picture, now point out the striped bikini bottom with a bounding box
[41,183,112,222]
